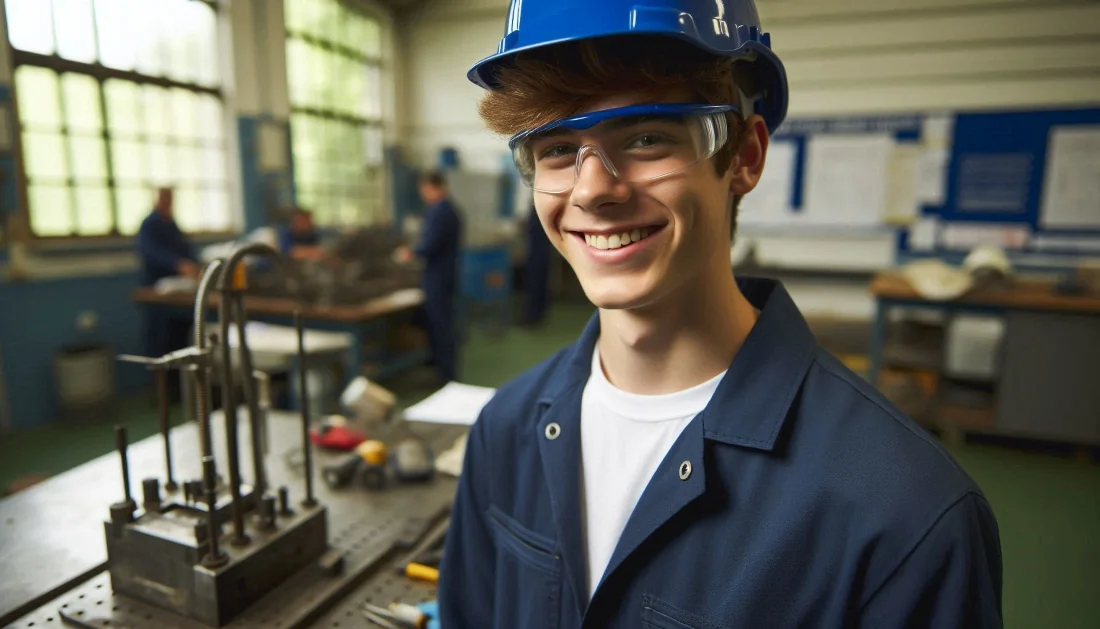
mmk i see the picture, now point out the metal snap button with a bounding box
[678,460,692,481]
[545,422,561,440]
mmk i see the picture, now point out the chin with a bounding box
[580,277,658,311]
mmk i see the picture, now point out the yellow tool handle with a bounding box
[404,562,439,584]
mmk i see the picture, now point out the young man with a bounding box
[439,2,1002,628]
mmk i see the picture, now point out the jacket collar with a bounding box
[538,277,817,451]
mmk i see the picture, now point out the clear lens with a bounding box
[512,112,728,194]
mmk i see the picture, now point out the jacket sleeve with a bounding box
[137,219,186,276]
[437,413,496,628]
[860,492,1003,628]
[414,205,455,260]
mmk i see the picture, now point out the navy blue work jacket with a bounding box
[438,278,1002,629]
[415,199,462,298]
[136,210,196,286]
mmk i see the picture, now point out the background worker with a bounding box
[136,187,198,361]
[522,202,552,326]
[279,207,326,262]
[396,171,463,383]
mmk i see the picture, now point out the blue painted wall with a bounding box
[0,271,149,429]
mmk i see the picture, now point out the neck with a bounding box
[596,261,757,395]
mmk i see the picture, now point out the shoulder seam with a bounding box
[857,490,985,610]
[812,353,970,478]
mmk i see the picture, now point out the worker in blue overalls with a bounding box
[437,1,1004,628]
[278,207,325,261]
[398,171,463,383]
[522,202,552,326]
[136,187,198,362]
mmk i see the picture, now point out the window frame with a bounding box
[6,0,233,244]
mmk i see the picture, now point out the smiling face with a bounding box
[532,94,738,311]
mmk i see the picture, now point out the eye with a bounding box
[538,143,576,161]
[626,133,670,150]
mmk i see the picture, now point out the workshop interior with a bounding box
[0,0,1098,627]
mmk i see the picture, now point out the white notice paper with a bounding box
[1040,126,1100,229]
[803,134,893,227]
[916,148,950,205]
[884,144,922,224]
[740,139,797,225]
[909,217,941,252]
[403,382,497,425]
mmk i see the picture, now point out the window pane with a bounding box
[62,73,103,133]
[54,0,98,63]
[361,15,381,59]
[314,0,338,43]
[191,2,220,87]
[111,139,145,182]
[200,147,226,183]
[22,131,69,179]
[196,94,224,142]
[14,66,62,131]
[164,0,196,84]
[364,64,382,120]
[147,142,172,185]
[284,0,312,35]
[363,126,383,166]
[174,186,201,231]
[203,188,230,231]
[116,185,151,235]
[95,0,135,70]
[104,80,142,137]
[286,39,308,107]
[5,0,55,55]
[169,89,198,140]
[74,185,113,235]
[143,85,169,140]
[69,136,108,181]
[29,184,73,236]
[132,1,166,77]
[177,145,201,183]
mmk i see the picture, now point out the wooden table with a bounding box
[131,287,428,385]
[869,271,1100,445]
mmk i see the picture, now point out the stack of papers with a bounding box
[404,382,497,426]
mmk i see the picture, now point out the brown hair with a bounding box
[419,170,448,189]
[478,36,753,238]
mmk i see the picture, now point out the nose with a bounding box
[569,146,631,212]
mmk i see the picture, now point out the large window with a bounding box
[285,0,386,228]
[5,0,230,237]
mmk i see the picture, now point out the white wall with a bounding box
[400,0,1100,318]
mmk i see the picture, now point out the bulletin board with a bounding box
[738,106,1100,259]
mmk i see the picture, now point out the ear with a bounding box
[728,115,769,196]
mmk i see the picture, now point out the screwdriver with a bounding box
[363,602,427,628]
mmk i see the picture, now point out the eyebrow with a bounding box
[531,115,687,141]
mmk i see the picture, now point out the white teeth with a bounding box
[582,227,657,250]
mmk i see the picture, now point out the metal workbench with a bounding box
[0,410,465,628]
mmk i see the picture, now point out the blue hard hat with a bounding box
[467,0,789,132]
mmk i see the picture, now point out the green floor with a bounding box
[1,301,1097,627]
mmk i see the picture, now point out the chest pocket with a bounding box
[486,504,562,629]
[642,594,729,629]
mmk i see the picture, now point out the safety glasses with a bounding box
[509,103,739,194]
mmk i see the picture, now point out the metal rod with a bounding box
[234,293,267,497]
[156,370,177,491]
[115,425,134,505]
[296,311,317,507]
[219,288,250,546]
[192,259,225,461]
[201,456,228,568]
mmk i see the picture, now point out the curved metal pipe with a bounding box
[216,242,292,543]
[191,260,224,460]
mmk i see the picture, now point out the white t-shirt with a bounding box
[580,347,726,599]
